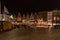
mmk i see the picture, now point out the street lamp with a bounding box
[10,15,13,19]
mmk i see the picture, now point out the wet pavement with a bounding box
[0,27,60,40]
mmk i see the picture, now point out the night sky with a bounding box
[2,0,60,14]
[0,2,1,13]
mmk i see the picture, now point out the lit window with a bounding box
[57,17,59,20]
[54,17,56,20]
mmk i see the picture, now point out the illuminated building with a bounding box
[2,5,10,21]
[22,14,26,23]
[17,12,21,21]
[47,10,60,23]
[30,12,34,20]
[22,13,26,20]
[26,12,30,20]
[0,14,2,21]
[47,11,52,22]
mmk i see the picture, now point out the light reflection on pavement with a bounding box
[0,27,60,40]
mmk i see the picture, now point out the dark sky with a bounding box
[2,0,60,14]
[0,2,1,13]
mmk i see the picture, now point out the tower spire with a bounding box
[4,5,9,14]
